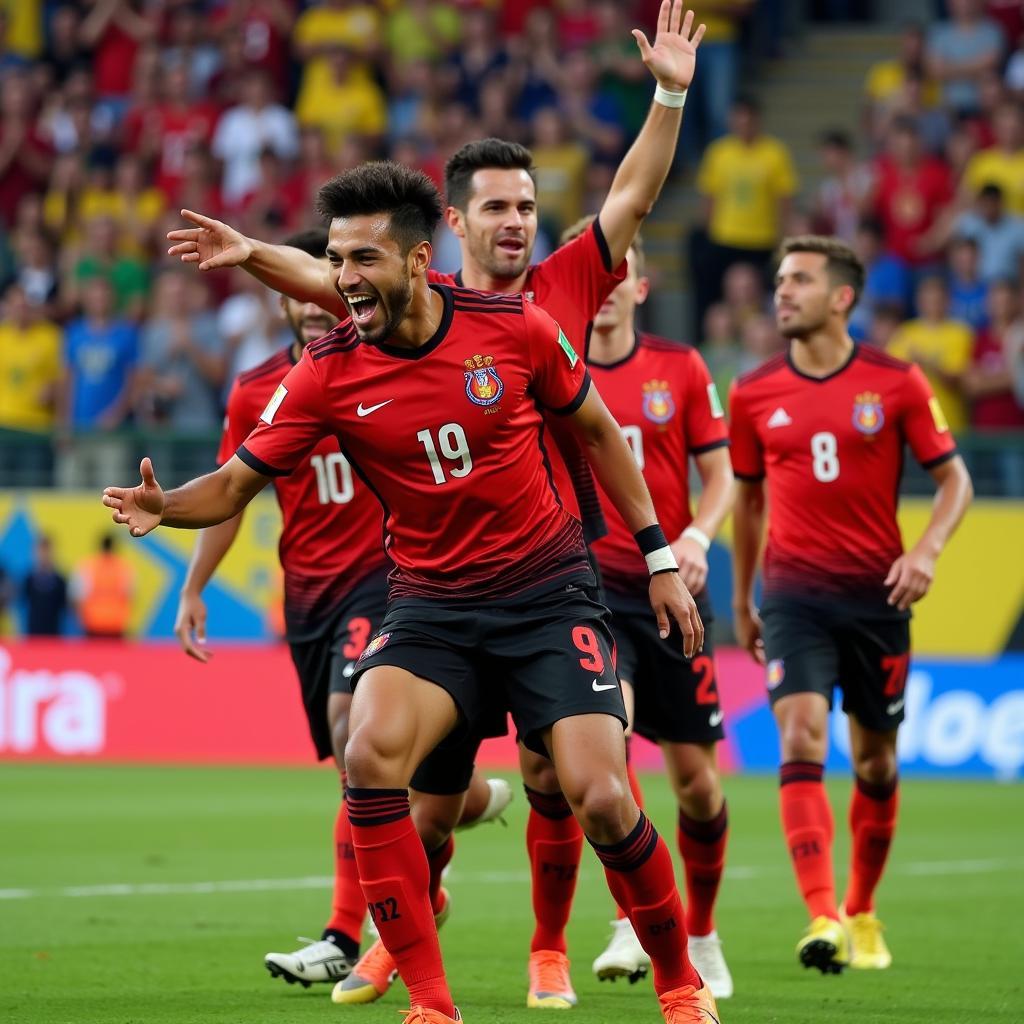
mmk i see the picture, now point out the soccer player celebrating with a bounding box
[105,162,719,1024]
[165,2,706,1009]
[729,235,972,974]
[171,228,510,988]
[578,224,735,999]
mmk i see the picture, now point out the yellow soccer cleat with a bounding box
[527,950,577,1009]
[796,915,850,975]
[657,983,720,1023]
[841,908,892,969]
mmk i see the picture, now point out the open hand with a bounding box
[649,571,704,658]
[632,1,706,92]
[167,209,254,272]
[102,457,165,537]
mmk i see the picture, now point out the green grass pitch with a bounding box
[1,765,1022,1023]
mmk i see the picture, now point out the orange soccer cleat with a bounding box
[527,949,578,1009]
[658,982,721,1024]
[398,1006,463,1022]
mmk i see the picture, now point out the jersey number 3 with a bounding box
[417,423,474,485]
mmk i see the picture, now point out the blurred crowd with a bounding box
[0,0,1021,496]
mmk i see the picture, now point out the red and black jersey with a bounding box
[219,345,391,640]
[589,333,729,595]
[430,217,626,542]
[728,344,957,602]
[238,285,593,601]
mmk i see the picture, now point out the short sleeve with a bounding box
[901,363,958,468]
[728,382,764,481]
[943,324,973,375]
[524,301,591,415]
[541,218,627,331]
[237,351,332,476]
[682,350,729,454]
[217,377,254,466]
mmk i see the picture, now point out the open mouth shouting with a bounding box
[345,291,380,327]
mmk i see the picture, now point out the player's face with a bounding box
[450,169,538,282]
[327,214,417,346]
[281,257,339,345]
[774,252,847,339]
[593,248,649,332]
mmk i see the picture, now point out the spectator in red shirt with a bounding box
[0,70,53,229]
[211,0,295,95]
[79,0,156,113]
[964,279,1024,429]
[870,116,954,267]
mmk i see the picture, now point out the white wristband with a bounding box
[645,546,679,574]
[654,84,687,109]
[681,526,711,552]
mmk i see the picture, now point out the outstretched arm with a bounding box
[167,209,345,317]
[885,455,972,611]
[103,456,269,537]
[598,0,705,267]
[567,385,704,656]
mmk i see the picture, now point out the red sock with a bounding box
[591,812,700,995]
[524,786,583,954]
[427,834,454,916]
[324,780,365,946]
[347,788,454,1015]
[843,775,899,915]
[677,801,728,937]
[616,739,646,920]
[779,761,837,920]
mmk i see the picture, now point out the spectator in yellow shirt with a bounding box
[888,274,973,431]
[386,0,461,66]
[961,99,1024,215]
[690,95,798,334]
[293,0,381,109]
[294,46,386,152]
[864,22,941,142]
[0,282,62,432]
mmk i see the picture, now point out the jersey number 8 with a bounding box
[810,431,840,482]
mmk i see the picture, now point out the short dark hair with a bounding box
[819,129,852,150]
[979,183,1004,201]
[316,162,443,253]
[444,138,536,211]
[777,235,866,309]
[733,94,761,116]
[282,228,329,258]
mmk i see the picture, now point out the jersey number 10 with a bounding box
[311,452,355,505]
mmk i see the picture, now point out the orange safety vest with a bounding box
[78,554,133,636]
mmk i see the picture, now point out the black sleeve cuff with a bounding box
[920,448,957,470]
[237,444,289,477]
[548,372,592,416]
[592,217,613,273]
[691,438,730,455]
[733,470,765,483]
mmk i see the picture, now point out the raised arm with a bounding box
[167,209,345,317]
[731,478,767,665]
[103,456,269,537]
[567,384,704,656]
[597,0,705,267]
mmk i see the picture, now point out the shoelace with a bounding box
[530,951,572,994]
[292,937,340,958]
[851,916,883,952]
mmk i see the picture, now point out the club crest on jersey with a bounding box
[642,379,675,424]
[464,353,504,407]
[767,659,785,690]
[358,632,392,663]
[852,391,884,435]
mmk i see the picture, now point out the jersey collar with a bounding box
[588,330,640,370]
[374,284,454,361]
[785,341,859,383]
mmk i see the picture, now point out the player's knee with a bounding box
[520,750,559,793]
[571,774,631,843]
[853,747,897,785]
[676,765,721,819]
[344,722,410,788]
[411,795,459,849]
[779,716,828,762]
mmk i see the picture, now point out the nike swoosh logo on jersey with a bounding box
[592,678,617,692]
[709,709,724,727]
[357,399,394,417]
[767,407,792,428]
[886,697,905,716]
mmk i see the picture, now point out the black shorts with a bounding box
[350,577,625,759]
[287,572,390,760]
[760,594,911,732]
[606,589,725,745]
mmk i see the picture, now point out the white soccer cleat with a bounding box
[592,918,651,983]
[456,777,514,831]
[688,931,733,999]
[264,936,357,987]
